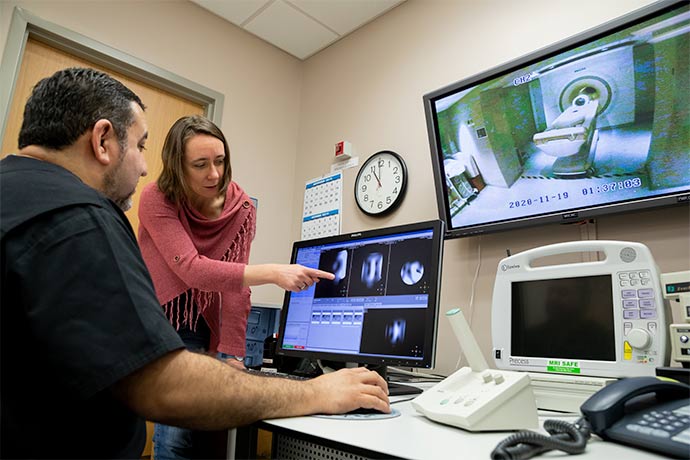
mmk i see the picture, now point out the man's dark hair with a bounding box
[18,67,145,150]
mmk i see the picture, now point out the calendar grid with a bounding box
[301,172,342,240]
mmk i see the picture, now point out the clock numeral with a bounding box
[361,184,367,192]
[395,175,401,184]
[363,194,369,202]
[364,174,371,182]
[393,166,398,174]
[393,187,398,194]
[377,201,383,209]
[386,196,392,204]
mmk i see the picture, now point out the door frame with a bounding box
[0,6,224,149]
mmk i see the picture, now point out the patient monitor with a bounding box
[492,240,670,379]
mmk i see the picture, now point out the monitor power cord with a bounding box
[490,417,592,460]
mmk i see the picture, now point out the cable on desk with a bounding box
[490,417,591,460]
[387,368,445,382]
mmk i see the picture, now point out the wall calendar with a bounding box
[301,172,342,240]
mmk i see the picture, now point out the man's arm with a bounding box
[111,349,390,430]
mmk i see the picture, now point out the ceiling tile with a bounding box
[289,0,404,36]
[191,0,271,26]
[245,0,339,59]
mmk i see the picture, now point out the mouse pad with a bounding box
[313,407,401,420]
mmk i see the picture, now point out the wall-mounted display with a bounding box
[424,0,689,239]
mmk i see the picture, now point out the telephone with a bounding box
[581,376,690,458]
[491,376,690,459]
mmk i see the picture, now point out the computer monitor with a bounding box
[423,0,690,239]
[276,220,444,395]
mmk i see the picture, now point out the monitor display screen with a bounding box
[511,275,616,362]
[276,220,444,369]
[424,0,690,239]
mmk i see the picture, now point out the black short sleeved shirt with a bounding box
[0,156,185,458]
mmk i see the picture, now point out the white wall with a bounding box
[295,0,690,375]
[0,0,302,305]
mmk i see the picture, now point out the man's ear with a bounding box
[90,119,116,166]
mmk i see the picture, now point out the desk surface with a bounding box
[260,396,669,460]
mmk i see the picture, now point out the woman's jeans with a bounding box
[153,318,236,460]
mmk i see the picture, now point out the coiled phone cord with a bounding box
[490,418,592,460]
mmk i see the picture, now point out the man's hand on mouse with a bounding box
[307,367,391,415]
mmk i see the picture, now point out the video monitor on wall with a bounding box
[424,0,689,239]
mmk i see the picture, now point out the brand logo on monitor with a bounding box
[501,264,520,272]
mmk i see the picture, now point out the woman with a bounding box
[138,115,332,459]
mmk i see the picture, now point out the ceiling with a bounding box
[190,0,406,60]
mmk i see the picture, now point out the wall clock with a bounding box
[354,150,408,216]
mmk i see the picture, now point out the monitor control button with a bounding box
[628,328,652,349]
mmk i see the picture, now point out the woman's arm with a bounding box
[243,264,335,292]
[138,185,245,292]
[138,185,334,293]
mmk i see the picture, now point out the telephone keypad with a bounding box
[625,404,690,443]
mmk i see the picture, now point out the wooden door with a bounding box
[1,37,206,458]
[1,37,205,235]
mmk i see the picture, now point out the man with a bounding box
[0,67,389,458]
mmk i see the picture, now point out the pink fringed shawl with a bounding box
[138,181,256,356]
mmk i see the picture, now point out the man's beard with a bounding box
[103,151,134,211]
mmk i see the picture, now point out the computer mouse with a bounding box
[346,407,388,415]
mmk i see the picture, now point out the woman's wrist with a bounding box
[243,264,278,287]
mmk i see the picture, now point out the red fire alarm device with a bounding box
[335,141,352,160]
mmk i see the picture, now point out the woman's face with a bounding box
[183,134,225,200]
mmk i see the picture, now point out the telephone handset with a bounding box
[580,376,690,458]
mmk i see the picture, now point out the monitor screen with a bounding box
[423,0,690,239]
[276,220,444,370]
[511,275,616,362]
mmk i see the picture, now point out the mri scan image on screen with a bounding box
[276,220,444,371]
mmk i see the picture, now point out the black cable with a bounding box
[490,418,592,460]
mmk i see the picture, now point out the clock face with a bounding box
[355,150,407,216]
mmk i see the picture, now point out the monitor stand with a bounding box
[387,381,423,396]
[319,361,423,396]
[368,364,423,396]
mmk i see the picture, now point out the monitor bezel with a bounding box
[275,219,445,369]
[423,0,690,240]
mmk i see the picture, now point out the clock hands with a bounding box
[372,168,382,189]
